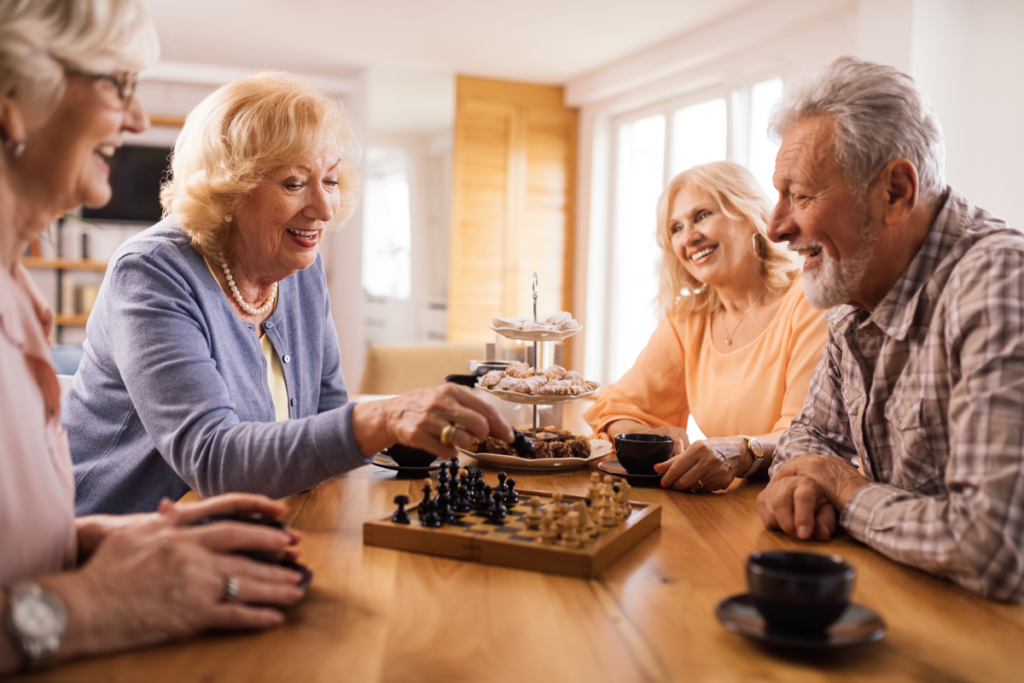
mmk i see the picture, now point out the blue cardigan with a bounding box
[65,220,368,515]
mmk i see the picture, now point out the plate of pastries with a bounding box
[488,311,582,342]
[462,427,612,470]
[476,362,601,405]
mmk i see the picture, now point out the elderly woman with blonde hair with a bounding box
[584,161,828,491]
[66,71,512,515]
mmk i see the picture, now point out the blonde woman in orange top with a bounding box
[584,161,828,492]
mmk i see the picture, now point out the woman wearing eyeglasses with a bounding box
[0,1,309,674]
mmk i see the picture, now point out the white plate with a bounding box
[461,439,612,470]
[488,323,582,342]
[476,384,600,405]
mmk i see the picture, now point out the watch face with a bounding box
[13,597,62,638]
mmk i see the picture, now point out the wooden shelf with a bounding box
[55,314,90,327]
[22,257,107,272]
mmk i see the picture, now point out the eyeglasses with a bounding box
[64,66,140,105]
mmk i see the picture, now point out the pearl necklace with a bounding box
[220,261,277,316]
[720,287,767,346]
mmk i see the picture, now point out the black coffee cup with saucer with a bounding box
[373,445,443,477]
[715,551,886,648]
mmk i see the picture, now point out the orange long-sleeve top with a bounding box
[584,277,829,440]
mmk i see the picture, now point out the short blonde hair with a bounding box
[656,161,797,315]
[161,71,362,260]
[0,0,158,127]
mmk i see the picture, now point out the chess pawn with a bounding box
[600,499,617,529]
[587,471,601,501]
[525,497,543,529]
[560,512,581,549]
[537,511,557,545]
[551,492,564,519]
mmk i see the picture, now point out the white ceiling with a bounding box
[142,0,757,131]
[144,0,754,83]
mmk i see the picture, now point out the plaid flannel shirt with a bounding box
[772,188,1024,601]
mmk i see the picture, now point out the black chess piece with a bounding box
[421,482,433,508]
[488,491,507,524]
[454,485,472,514]
[479,484,494,513]
[392,495,410,524]
[497,472,508,493]
[504,477,519,507]
[437,466,450,486]
[448,458,460,481]
[420,498,442,528]
[437,492,456,525]
[472,479,486,509]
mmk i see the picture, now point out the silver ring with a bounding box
[222,574,240,602]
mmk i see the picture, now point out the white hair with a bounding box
[0,0,159,125]
[769,56,946,204]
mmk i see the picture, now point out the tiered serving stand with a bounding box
[469,274,608,471]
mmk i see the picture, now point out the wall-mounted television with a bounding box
[82,144,171,224]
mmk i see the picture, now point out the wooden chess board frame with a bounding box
[363,489,661,578]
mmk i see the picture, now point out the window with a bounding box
[362,147,412,300]
[590,76,784,398]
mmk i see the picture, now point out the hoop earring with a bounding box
[3,137,26,158]
[751,233,766,259]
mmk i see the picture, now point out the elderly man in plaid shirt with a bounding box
[759,56,1024,601]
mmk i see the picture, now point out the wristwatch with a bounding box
[737,436,765,478]
[3,581,67,672]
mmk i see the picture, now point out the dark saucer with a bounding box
[372,453,443,478]
[598,459,663,487]
[715,594,886,648]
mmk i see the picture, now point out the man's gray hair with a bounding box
[769,56,946,203]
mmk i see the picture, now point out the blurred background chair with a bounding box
[357,343,482,395]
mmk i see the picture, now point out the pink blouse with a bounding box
[0,263,76,584]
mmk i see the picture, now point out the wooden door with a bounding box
[448,77,577,364]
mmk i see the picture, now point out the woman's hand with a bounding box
[45,500,305,660]
[75,493,296,562]
[653,436,749,491]
[352,384,514,458]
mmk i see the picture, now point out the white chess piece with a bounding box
[526,497,543,529]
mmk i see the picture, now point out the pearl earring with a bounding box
[224,215,233,223]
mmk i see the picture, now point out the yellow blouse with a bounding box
[584,277,828,439]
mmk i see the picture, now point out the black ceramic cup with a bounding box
[386,444,437,468]
[613,433,674,475]
[746,551,855,633]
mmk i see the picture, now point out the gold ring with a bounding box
[440,423,459,446]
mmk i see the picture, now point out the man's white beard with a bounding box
[802,226,877,310]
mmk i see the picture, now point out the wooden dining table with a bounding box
[19,403,1024,683]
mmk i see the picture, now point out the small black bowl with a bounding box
[747,551,855,633]
[613,433,674,475]
[386,444,438,468]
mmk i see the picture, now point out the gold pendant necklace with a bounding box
[721,287,767,346]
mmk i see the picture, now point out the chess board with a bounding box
[363,489,661,577]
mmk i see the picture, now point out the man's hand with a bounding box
[757,453,870,541]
